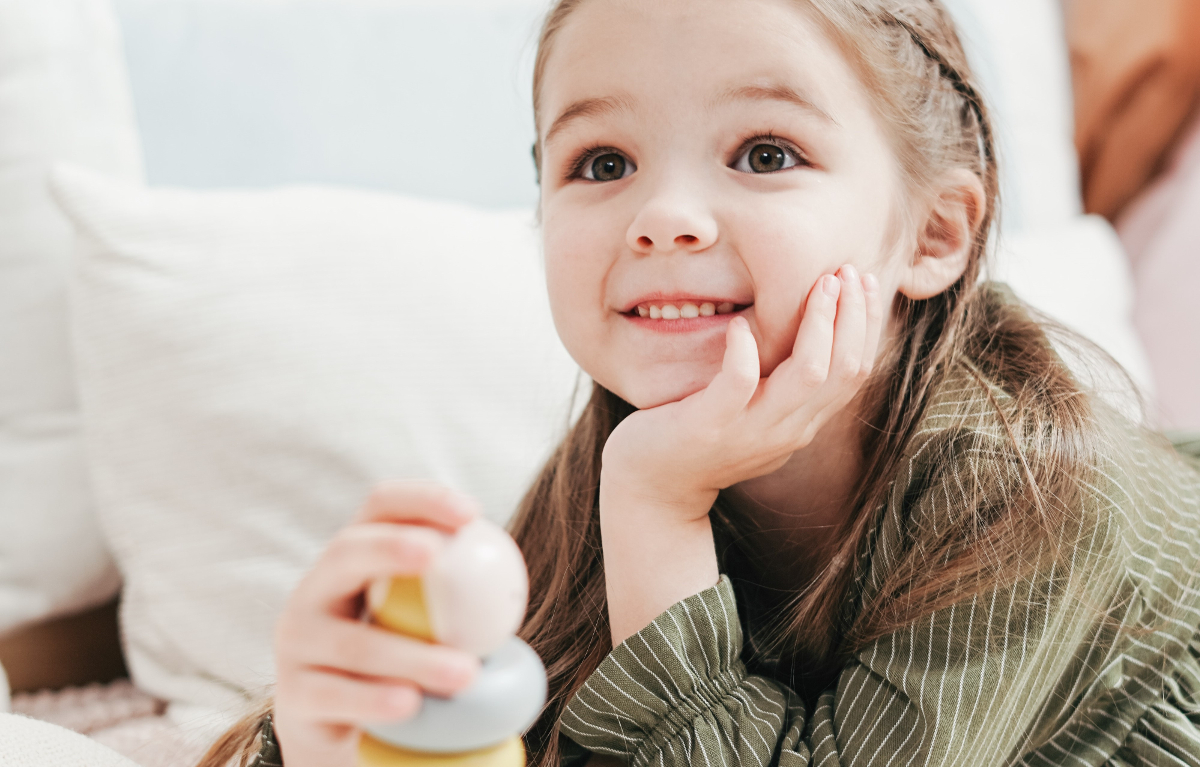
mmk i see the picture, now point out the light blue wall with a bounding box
[115,0,547,209]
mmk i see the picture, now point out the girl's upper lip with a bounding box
[618,292,754,313]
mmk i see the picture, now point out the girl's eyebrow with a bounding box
[713,83,839,127]
[544,94,635,147]
[542,83,835,148]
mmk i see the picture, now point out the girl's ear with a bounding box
[899,169,987,300]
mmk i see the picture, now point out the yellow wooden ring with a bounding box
[358,734,525,767]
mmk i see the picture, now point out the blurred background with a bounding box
[0,0,1198,764]
[1065,0,1200,433]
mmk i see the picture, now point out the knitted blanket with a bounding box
[9,680,208,767]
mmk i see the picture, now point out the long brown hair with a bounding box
[513,1,1096,765]
[197,2,1097,765]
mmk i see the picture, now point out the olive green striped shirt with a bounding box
[560,361,1200,766]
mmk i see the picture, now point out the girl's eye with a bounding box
[582,152,634,182]
[734,142,801,174]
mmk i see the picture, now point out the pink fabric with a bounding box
[10,681,208,767]
[1118,113,1200,431]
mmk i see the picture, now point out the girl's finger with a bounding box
[295,619,479,697]
[294,523,446,613]
[700,316,761,422]
[281,667,422,725]
[827,265,867,388]
[786,271,883,439]
[793,273,840,361]
[356,481,481,530]
[762,273,839,408]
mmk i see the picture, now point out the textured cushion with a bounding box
[0,713,139,767]
[51,165,578,720]
[0,0,142,633]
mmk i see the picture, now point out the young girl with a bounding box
[200,1,1200,765]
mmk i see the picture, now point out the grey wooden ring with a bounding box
[364,637,547,754]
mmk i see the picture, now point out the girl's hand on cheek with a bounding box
[602,265,884,521]
[272,483,483,767]
[599,266,882,643]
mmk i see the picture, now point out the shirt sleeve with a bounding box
[558,576,811,767]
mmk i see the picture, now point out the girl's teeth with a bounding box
[634,302,744,319]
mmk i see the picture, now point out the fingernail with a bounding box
[840,264,859,282]
[864,273,879,293]
[822,275,840,297]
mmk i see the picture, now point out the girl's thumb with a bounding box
[702,317,760,422]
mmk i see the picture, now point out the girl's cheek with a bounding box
[544,256,588,348]
[542,227,609,376]
[732,227,829,370]
[542,213,584,293]
[753,299,807,377]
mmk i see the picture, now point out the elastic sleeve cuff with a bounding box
[559,575,745,761]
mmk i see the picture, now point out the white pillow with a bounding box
[944,0,1083,232]
[993,216,1155,402]
[51,165,579,722]
[0,0,142,633]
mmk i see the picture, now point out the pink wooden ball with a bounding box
[367,519,529,657]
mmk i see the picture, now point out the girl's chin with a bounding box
[613,370,717,410]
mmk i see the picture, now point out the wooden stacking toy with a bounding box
[357,519,547,767]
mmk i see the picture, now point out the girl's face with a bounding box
[538,0,910,409]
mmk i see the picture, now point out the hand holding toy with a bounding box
[358,519,547,767]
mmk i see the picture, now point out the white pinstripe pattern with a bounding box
[559,360,1200,766]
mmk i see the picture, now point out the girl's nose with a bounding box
[626,194,718,255]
